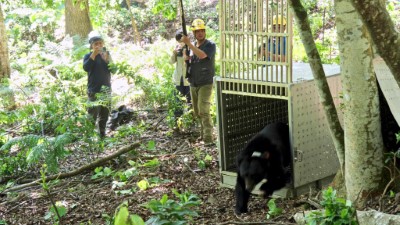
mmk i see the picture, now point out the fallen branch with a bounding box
[2,142,141,193]
[217,221,296,225]
[296,198,322,209]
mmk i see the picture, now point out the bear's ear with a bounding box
[262,151,270,159]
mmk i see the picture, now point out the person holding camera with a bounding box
[83,31,112,138]
[169,29,191,118]
[181,19,216,145]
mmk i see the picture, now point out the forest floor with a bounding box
[0,108,399,225]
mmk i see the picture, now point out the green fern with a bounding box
[1,133,75,174]
[0,134,43,152]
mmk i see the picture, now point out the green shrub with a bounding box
[143,189,201,225]
[306,187,358,225]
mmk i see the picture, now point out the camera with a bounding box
[177,47,183,57]
[175,30,183,42]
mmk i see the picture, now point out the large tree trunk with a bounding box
[0,4,15,110]
[288,0,345,171]
[335,0,384,204]
[0,3,10,79]
[351,0,400,89]
[65,0,92,39]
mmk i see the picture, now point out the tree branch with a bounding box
[2,142,141,193]
[352,0,400,89]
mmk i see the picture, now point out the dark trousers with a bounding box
[88,92,110,136]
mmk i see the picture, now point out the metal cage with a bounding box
[217,0,342,196]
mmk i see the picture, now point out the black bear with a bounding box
[235,122,291,214]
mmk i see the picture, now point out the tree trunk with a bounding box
[126,0,141,45]
[0,4,15,110]
[288,0,345,171]
[65,0,92,39]
[351,0,400,89]
[335,0,384,204]
[0,3,10,79]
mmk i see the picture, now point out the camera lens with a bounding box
[177,48,183,57]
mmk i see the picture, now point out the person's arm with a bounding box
[277,55,286,62]
[169,49,177,64]
[83,53,95,72]
[275,37,286,62]
[181,35,207,59]
[101,51,111,64]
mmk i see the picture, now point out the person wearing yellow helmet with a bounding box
[258,15,287,62]
[83,30,112,138]
[181,18,216,145]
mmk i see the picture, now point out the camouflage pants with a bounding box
[87,92,111,137]
[190,84,214,141]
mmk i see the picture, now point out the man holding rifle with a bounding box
[181,19,216,145]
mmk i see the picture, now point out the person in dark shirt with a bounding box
[83,31,112,138]
[181,19,216,145]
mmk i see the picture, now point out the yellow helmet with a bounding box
[191,19,206,31]
[272,15,287,26]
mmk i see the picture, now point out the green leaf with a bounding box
[137,180,149,191]
[114,205,130,225]
[204,154,213,161]
[95,167,103,173]
[147,140,156,150]
[55,202,67,218]
[266,199,282,218]
[124,167,138,179]
[198,160,206,169]
[103,167,113,176]
[112,181,127,189]
[115,189,134,195]
[44,211,52,220]
[340,208,349,218]
[128,160,136,166]
[130,215,145,225]
[142,158,159,167]
[160,194,168,205]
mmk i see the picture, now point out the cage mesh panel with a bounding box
[220,92,289,171]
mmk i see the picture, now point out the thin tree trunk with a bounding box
[126,0,141,45]
[351,0,400,89]
[0,3,10,79]
[65,0,92,39]
[288,0,345,172]
[335,0,384,204]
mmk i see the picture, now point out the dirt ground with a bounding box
[0,110,397,225]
